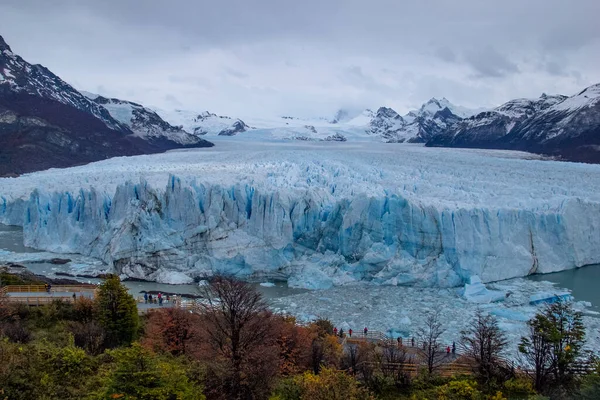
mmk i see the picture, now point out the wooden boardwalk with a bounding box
[1,284,97,306]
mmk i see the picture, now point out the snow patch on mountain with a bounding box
[82,92,202,146]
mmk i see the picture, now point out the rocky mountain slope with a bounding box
[0,35,212,176]
[82,92,201,146]
[365,98,481,143]
[427,85,600,163]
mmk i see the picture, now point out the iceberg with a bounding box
[462,275,506,303]
[529,292,573,305]
[1,140,600,288]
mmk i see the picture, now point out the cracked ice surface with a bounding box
[1,139,600,287]
[269,278,600,359]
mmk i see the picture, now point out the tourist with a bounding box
[397,336,402,346]
[144,292,148,304]
[411,337,415,347]
[452,342,456,355]
[446,346,451,355]
[165,294,170,304]
[363,327,368,336]
[44,283,49,293]
[47,284,52,294]
[333,327,338,336]
[348,329,353,337]
[72,293,76,301]
[158,292,163,306]
[149,294,153,303]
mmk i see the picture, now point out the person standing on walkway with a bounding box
[411,337,415,347]
[72,293,76,301]
[363,327,368,337]
[333,327,338,336]
[452,342,456,355]
[397,336,402,346]
[144,292,148,304]
[446,346,451,355]
[158,292,163,306]
[348,329,353,337]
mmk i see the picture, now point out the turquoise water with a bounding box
[526,264,600,311]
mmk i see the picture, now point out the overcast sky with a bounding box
[1,0,599,118]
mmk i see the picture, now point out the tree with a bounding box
[519,299,586,392]
[103,343,205,400]
[416,311,445,374]
[460,310,508,389]
[275,316,314,376]
[143,307,202,357]
[198,275,278,400]
[579,359,600,399]
[94,274,139,348]
[274,367,374,400]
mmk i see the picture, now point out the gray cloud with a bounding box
[464,47,520,78]
[1,0,599,117]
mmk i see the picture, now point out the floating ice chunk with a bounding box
[529,292,572,305]
[260,282,275,287]
[463,275,506,303]
[490,308,531,322]
[288,266,333,290]
[150,270,193,285]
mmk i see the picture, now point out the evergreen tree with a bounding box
[94,274,139,348]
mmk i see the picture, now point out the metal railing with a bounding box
[5,296,77,306]
[3,284,96,293]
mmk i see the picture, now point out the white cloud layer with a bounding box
[1,0,599,117]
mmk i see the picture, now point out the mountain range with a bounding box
[1,32,599,176]
[0,35,212,176]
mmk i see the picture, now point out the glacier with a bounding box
[1,139,600,288]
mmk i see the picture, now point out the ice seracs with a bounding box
[2,140,600,289]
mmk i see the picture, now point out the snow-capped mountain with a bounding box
[427,85,600,163]
[368,107,405,140]
[0,35,213,176]
[82,92,203,146]
[160,110,250,136]
[0,35,126,132]
[363,98,480,143]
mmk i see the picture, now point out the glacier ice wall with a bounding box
[3,176,600,288]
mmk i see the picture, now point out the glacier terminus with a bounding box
[1,138,600,289]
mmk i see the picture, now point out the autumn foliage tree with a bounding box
[198,275,279,400]
[275,316,314,376]
[143,307,202,357]
[274,367,374,400]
